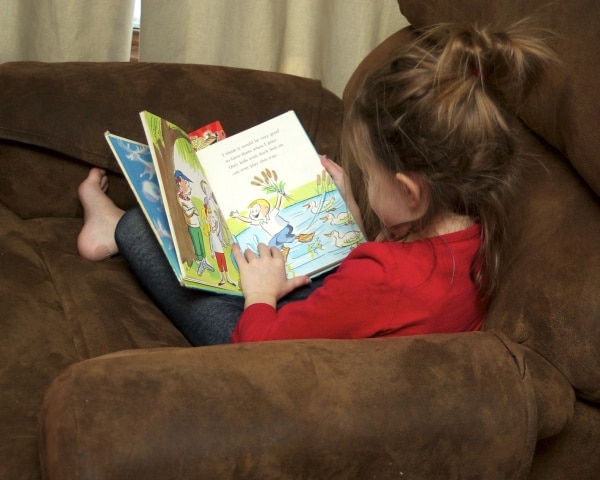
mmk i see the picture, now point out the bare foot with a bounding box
[77,168,125,261]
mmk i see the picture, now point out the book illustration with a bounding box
[173,169,214,276]
[231,167,362,277]
[324,230,364,248]
[140,112,241,294]
[206,208,237,286]
[231,167,316,263]
[104,134,180,277]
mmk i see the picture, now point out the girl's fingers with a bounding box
[232,243,246,263]
[244,247,258,262]
[233,243,280,263]
[256,243,272,258]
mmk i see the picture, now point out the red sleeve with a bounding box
[230,227,486,343]
[230,244,401,343]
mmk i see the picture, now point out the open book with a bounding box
[105,110,364,295]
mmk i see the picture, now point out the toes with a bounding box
[99,176,109,193]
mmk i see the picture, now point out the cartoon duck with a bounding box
[303,196,336,214]
[324,230,363,249]
[320,211,354,226]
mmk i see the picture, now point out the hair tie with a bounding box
[469,64,487,81]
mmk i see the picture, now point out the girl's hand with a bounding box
[320,155,365,234]
[320,155,347,199]
[232,243,310,308]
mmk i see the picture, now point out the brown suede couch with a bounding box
[1,0,598,479]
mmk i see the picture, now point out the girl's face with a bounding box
[347,118,427,236]
[364,156,413,230]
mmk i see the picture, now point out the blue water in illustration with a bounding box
[234,191,363,277]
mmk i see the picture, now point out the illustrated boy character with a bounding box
[207,210,237,287]
[201,178,235,249]
[231,190,314,260]
[174,170,214,276]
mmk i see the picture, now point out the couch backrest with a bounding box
[0,62,342,219]
[0,62,342,171]
[397,0,600,197]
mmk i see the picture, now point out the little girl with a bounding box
[77,21,554,345]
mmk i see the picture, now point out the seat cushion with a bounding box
[0,203,189,479]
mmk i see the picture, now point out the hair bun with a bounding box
[425,20,557,106]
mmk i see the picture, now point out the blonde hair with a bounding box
[248,199,270,212]
[341,20,557,298]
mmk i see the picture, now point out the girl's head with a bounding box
[342,20,556,297]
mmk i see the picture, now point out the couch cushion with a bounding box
[0,62,342,220]
[529,399,600,480]
[0,141,137,220]
[397,0,600,195]
[0,203,189,480]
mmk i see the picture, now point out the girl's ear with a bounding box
[395,172,428,212]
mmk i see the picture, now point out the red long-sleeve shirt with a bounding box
[231,224,485,343]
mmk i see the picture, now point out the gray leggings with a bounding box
[115,207,328,346]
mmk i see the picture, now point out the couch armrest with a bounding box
[39,332,573,480]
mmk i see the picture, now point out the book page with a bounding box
[139,111,241,295]
[198,111,364,278]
